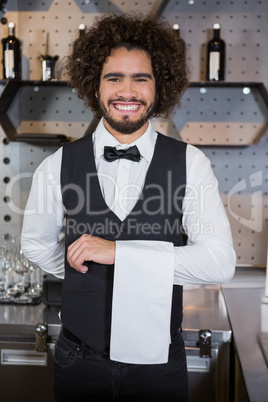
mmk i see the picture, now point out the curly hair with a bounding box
[66,13,189,118]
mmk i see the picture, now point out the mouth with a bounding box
[108,98,146,114]
[113,103,141,111]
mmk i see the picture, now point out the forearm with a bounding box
[115,236,235,287]
[21,232,65,279]
[173,238,236,286]
[21,148,65,279]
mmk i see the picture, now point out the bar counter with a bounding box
[0,284,231,342]
[0,283,231,402]
[222,267,268,402]
[0,269,267,401]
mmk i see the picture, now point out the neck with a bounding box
[103,119,149,144]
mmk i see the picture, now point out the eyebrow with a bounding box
[103,72,153,80]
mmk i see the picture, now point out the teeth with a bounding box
[114,104,140,111]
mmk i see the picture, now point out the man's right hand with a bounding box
[67,234,116,273]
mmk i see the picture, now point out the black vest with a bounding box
[61,132,187,353]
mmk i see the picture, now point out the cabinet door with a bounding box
[0,340,55,402]
[186,344,230,402]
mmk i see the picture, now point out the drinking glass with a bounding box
[13,247,31,303]
[27,262,42,298]
[0,244,13,302]
[0,245,6,292]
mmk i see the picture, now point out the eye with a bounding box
[108,78,121,82]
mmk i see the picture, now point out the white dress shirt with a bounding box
[21,118,236,364]
[21,118,235,285]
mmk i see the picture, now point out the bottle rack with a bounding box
[173,81,268,146]
[0,79,267,146]
[0,79,70,143]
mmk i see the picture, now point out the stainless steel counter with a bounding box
[182,285,232,402]
[0,304,59,402]
[0,284,232,402]
[0,303,61,340]
[183,284,231,343]
[0,284,231,341]
[1,271,268,401]
[222,267,268,402]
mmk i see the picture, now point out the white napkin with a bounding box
[110,240,175,364]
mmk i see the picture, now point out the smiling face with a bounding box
[97,47,156,142]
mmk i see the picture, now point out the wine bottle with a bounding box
[172,23,186,62]
[172,23,180,35]
[206,23,225,81]
[78,23,86,37]
[2,22,21,79]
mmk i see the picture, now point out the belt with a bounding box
[61,326,110,356]
[62,326,83,345]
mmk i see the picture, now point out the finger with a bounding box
[67,241,90,273]
[68,254,88,274]
[68,234,91,256]
[67,234,91,263]
[67,251,89,273]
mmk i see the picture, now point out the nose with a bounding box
[116,79,138,100]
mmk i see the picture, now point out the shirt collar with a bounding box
[93,118,157,163]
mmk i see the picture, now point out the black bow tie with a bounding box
[104,145,141,162]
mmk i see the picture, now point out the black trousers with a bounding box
[53,330,189,402]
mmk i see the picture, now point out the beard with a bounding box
[97,95,156,135]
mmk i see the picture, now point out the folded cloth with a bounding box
[110,240,175,364]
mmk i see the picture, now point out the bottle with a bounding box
[72,24,86,68]
[2,22,21,79]
[78,23,86,37]
[172,23,180,35]
[39,33,59,81]
[206,23,225,81]
[172,24,186,54]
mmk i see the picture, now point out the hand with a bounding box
[67,234,115,274]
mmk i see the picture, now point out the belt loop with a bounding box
[77,341,86,358]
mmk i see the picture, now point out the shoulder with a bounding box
[186,143,211,167]
[185,144,217,187]
[34,146,63,174]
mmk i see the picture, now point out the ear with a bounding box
[95,91,98,98]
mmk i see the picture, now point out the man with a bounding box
[21,13,236,402]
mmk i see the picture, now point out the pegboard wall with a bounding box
[0,0,268,267]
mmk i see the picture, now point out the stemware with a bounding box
[13,247,32,303]
[33,265,43,294]
[0,245,6,292]
[27,262,42,298]
[0,236,43,304]
[0,244,14,302]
